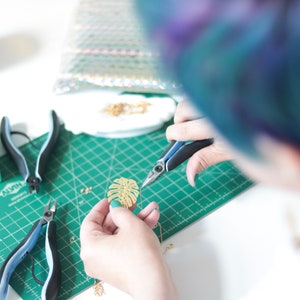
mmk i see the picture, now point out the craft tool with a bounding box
[0,110,60,193]
[142,138,214,188]
[0,200,61,300]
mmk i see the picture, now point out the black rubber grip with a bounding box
[43,221,61,300]
[159,140,177,159]
[0,220,42,299]
[36,110,60,180]
[166,138,214,171]
[0,116,29,180]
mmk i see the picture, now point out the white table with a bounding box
[1,1,300,299]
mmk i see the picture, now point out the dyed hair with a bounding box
[136,0,300,157]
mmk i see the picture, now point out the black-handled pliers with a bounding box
[0,200,61,300]
[142,138,214,188]
[0,110,60,193]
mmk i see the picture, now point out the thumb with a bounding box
[109,200,140,230]
[186,145,229,186]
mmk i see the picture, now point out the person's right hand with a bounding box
[166,100,232,186]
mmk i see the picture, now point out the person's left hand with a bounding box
[80,199,178,300]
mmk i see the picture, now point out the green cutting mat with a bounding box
[0,126,253,299]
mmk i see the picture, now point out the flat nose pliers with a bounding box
[0,110,60,193]
[0,200,61,300]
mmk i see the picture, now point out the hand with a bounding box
[166,100,232,186]
[80,199,178,300]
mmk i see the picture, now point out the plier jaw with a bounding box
[42,200,57,225]
[27,176,41,194]
[141,161,165,188]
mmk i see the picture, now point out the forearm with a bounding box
[129,258,178,300]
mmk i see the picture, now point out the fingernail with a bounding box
[110,200,122,208]
[151,207,159,214]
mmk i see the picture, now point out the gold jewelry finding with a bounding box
[107,177,139,208]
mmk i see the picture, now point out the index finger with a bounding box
[174,100,203,124]
[166,118,214,142]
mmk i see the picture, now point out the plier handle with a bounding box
[0,201,61,300]
[142,138,214,188]
[0,110,60,193]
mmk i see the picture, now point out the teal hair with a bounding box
[136,0,300,157]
